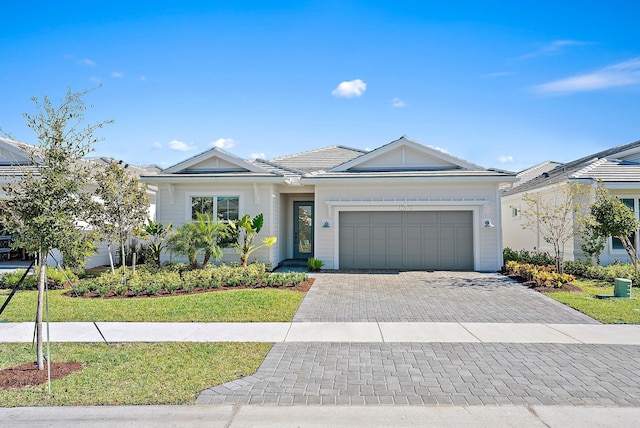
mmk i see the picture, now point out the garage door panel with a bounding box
[372,212,402,224]
[339,211,473,270]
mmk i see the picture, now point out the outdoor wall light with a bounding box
[322,220,331,228]
[483,219,494,228]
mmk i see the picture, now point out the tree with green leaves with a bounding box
[93,159,149,279]
[519,182,589,274]
[227,213,276,267]
[1,89,111,370]
[587,182,640,275]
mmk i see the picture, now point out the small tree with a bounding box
[519,183,589,274]
[227,213,276,267]
[588,183,640,276]
[94,159,149,280]
[1,89,111,370]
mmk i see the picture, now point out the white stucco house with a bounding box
[502,139,640,265]
[142,137,515,271]
[0,137,158,268]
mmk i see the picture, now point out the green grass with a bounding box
[544,279,640,324]
[0,288,305,322]
[0,342,271,406]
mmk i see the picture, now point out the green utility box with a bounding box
[614,278,632,298]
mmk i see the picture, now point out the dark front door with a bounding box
[293,201,313,259]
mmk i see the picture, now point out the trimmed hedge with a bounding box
[562,259,638,285]
[503,247,555,266]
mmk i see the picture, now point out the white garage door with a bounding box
[339,211,474,270]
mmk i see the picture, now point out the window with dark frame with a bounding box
[190,195,239,222]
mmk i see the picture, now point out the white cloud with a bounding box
[111,71,123,78]
[497,155,514,163]
[77,58,96,66]
[534,57,640,94]
[152,142,163,149]
[521,40,590,59]
[332,79,367,98]
[251,152,266,159]
[391,97,406,108]
[211,138,235,149]
[139,75,147,81]
[432,146,450,154]
[168,140,196,151]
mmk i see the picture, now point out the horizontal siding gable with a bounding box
[350,145,460,171]
[183,156,249,173]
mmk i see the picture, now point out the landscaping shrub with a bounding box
[65,262,309,298]
[504,260,573,288]
[0,266,78,290]
[562,259,639,284]
[502,247,555,266]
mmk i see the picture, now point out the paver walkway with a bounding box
[199,271,640,406]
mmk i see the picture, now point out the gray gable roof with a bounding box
[267,145,367,173]
[503,139,640,196]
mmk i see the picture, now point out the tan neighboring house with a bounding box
[142,136,515,271]
[502,139,640,265]
[0,137,158,268]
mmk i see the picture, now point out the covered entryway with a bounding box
[338,211,473,270]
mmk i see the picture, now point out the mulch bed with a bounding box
[0,361,83,390]
[63,278,315,299]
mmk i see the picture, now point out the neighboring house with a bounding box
[142,136,515,271]
[502,139,640,265]
[0,137,158,268]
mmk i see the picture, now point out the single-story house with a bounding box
[502,139,640,265]
[0,137,159,268]
[142,136,515,271]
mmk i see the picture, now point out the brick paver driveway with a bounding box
[293,271,597,323]
[199,271,640,406]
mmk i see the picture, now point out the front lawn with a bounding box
[0,288,305,322]
[0,342,270,406]
[543,279,640,324]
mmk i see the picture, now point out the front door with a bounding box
[293,201,314,259]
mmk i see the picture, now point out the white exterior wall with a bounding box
[313,180,504,271]
[502,182,597,263]
[155,182,277,266]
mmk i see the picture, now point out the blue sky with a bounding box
[1,1,639,172]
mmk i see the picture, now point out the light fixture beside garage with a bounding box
[322,219,331,228]
[483,218,494,228]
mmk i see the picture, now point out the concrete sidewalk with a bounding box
[1,321,640,344]
[2,404,640,427]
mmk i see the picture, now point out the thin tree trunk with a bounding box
[36,250,46,370]
[121,239,126,284]
[107,244,115,274]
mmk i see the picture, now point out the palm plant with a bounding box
[192,213,229,268]
[141,219,172,267]
[166,223,199,269]
[165,213,228,269]
[227,213,276,267]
